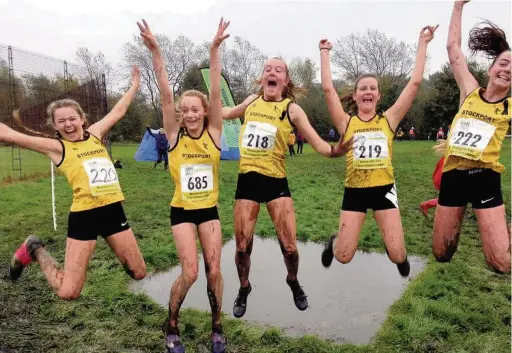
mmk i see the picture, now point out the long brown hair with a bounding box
[339,74,379,114]
[468,20,510,64]
[12,99,87,139]
[254,57,307,102]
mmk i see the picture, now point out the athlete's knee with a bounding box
[386,247,407,264]
[182,264,199,285]
[283,248,299,264]
[123,262,147,280]
[487,253,511,274]
[334,250,355,264]
[433,246,455,263]
[57,288,81,301]
[235,235,253,253]
[132,264,147,280]
[205,263,221,283]
[433,234,460,263]
[333,243,355,264]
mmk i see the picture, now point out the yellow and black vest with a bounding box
[169,127,221,210]
[444,88,511,173]
[57,133,124,212]
[343,114,395,188]
[239,96,293,178]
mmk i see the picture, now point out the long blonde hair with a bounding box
[12,99,87,139]
[254,57,307,102]
[432,139,447,155]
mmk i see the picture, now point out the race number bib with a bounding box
[83,158,121,196]
[240,122,277,158]
[180,164,214,202]
[353,131,389,169]
[448,118,496,160]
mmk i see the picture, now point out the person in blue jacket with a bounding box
[147,126,169,170]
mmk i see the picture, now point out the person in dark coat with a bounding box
[147,126,169,170]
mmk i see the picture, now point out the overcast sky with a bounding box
[0,0,510,82]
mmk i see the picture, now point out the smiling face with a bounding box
[488,50,511,92]
[180,95,207,134]
[52,106,86,142]
[353,76,381,115]
[261,58,289,101]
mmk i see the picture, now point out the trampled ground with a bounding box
[0,140,510,353]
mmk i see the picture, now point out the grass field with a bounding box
[0,141,510,353]
[0,145,53,183]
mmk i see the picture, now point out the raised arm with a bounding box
[137,20,179,144]
[289,103,351,158]
[208,18,230,144]
[0,120,62,164]
[447,0,479,97]
[223,94,259,120]
[386,25,438,131]
[319,39,350,136]
[88,67,140,140]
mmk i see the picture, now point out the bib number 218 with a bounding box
[245,134,269,149]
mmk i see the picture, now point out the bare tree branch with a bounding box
[332,29,414,86]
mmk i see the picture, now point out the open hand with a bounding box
[211,17,230,48]
[137,19,159,52]
[331,136,353,157]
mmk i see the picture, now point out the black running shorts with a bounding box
[170,206,220,226]
[235,171,292,204]
[438,168,503,209]
[68,202,130,241]
[342,183,399,213]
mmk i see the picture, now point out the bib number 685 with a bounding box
[188,176,208,191]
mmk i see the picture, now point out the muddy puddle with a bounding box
[130,236,426,344]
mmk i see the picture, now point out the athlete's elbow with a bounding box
[318,144,332,158]
[446,42,461,59]
[446,39,459,50]
[321,84,333,92]
[161,91,173,104]
[409,79,421,89]
[112,106,128,119]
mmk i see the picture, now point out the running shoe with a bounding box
[8,235,44,281]
[161,321,185,353]
[165,333,185,353]
[211,331,226,353]
[321,233,337,268]
[397,257,411,277]
[233,283,251,318]
[286,277,308,311]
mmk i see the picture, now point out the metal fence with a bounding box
[0,44,107,182]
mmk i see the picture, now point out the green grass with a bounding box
[0,141,510,353]
[0,145,52,183]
